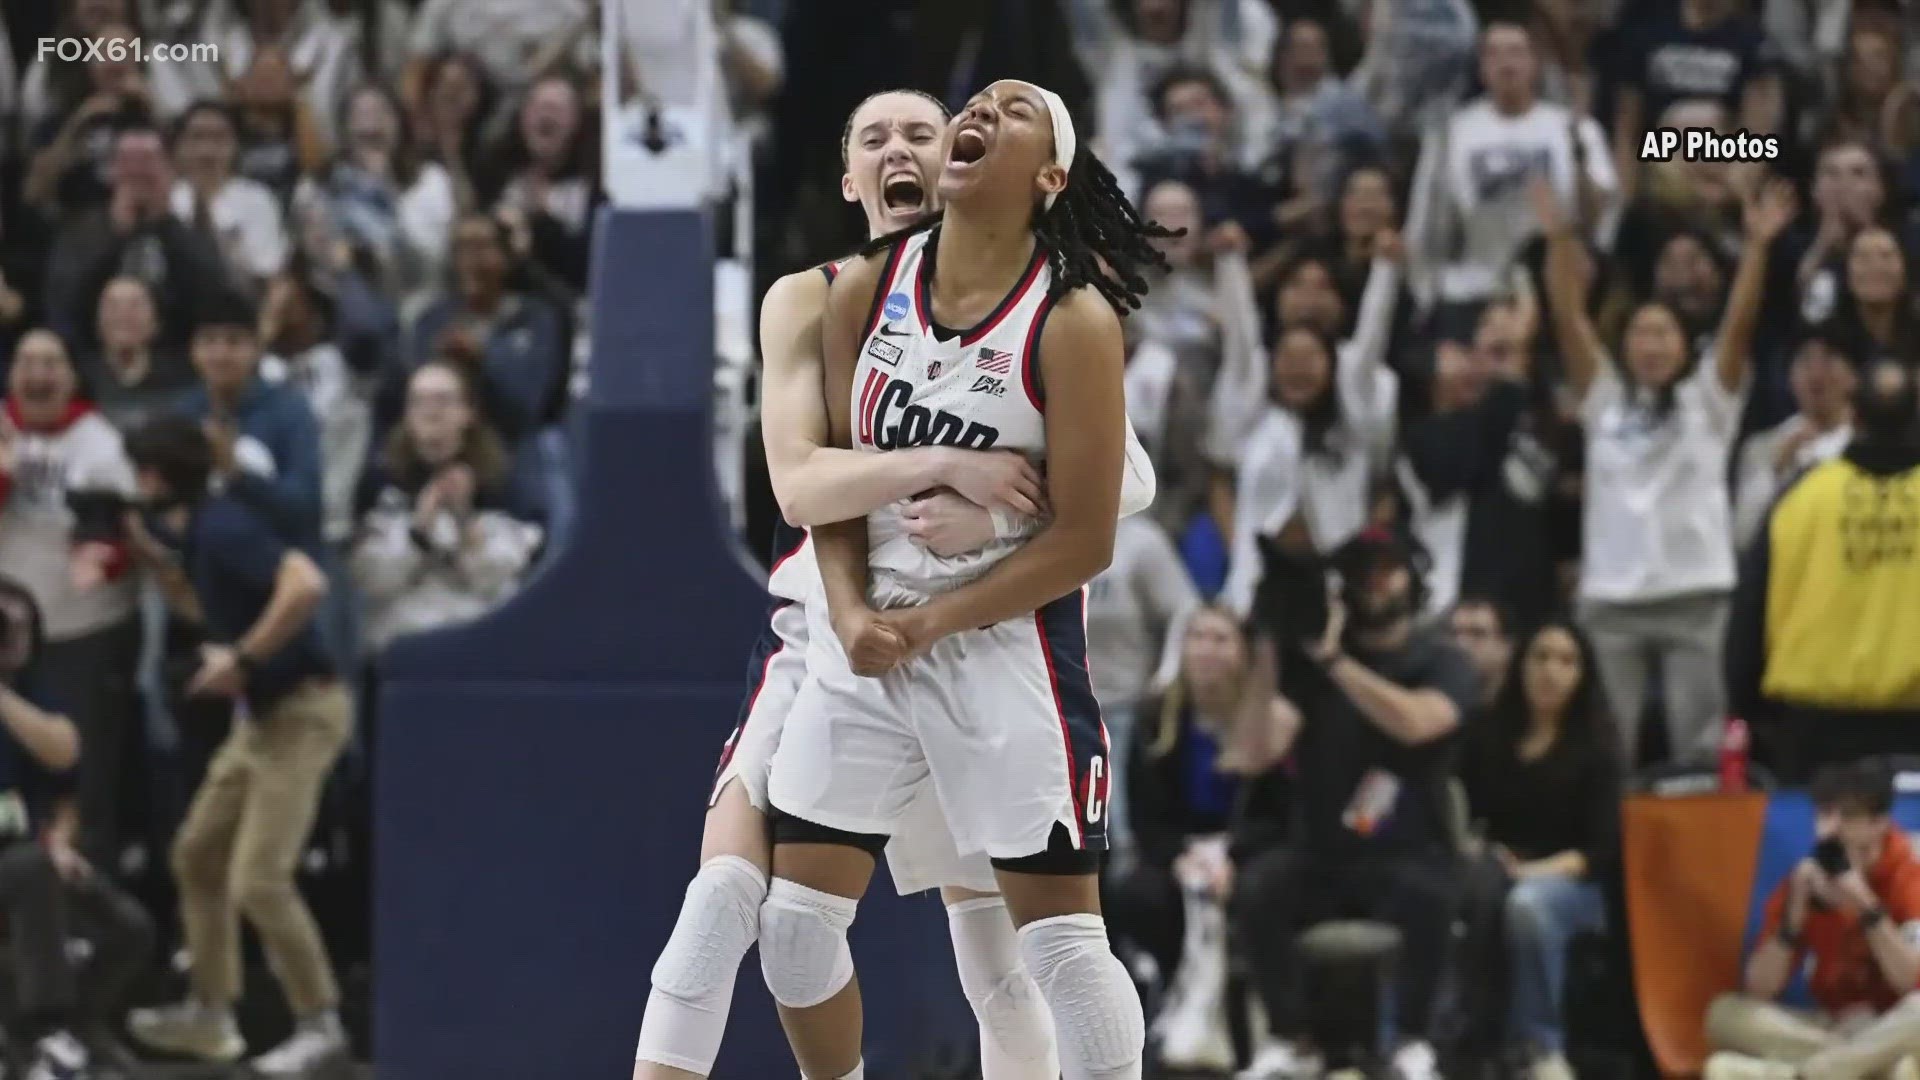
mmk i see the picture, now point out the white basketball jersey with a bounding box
[850,227,1055,605]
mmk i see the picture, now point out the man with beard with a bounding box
[1231,526,1477,1080]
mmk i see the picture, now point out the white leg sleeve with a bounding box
[759,878,859,1009]
[947,897,1060,1080]
[636,855,768,1074]
[1017,913,1145,1080]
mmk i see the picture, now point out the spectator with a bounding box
[1832,226,1920,361]
[1084,0,1275,174]
[1460,618,1624,1080]
[1775,138,1892,333]
[1132,68,1285,248]
[1234,527,1478,1080]
[1346,0,1478,145]
[43,123,229,358]
[259,265,369,548]
[0,329,143,865]
[1404,21,1619,314]
[479,73,601,296]
[1647,227,1733,356]
[1125,179,1262,532]
[152,0,359,144]
[1828,9,1907,153]
[122,415,352,1076]
[1704,760,1920,1080]
[409,50,495,206]
[350,360,543,654]
[0,576,153,1080]
[21,19,153,219]
[407,0,595,98]
[392,212,568,443]
[1215,236,1403,616]
[1612,98,1748,297]
[1088,513,1200,846]
[227,43,331,203]
[1609,0,1784,199]
[81,275,196,433]
[1449,596,1513,710]
[1316,162,1404,311]
[17,0,141,143]
[176,288,325,547]
[169,100,291,293]
[1400,296,1561,625]
[1731,326,1857,551]
[1105,605,1296,1068]
[1536,178,1791,765]
[1256,15,1340,157]
[292,83,458,299]
[1726,359,1920,783]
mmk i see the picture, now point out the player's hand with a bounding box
[873,605,942,663]
[834,608,907,678]
[900,491,997,557]
[935,448,1046,519]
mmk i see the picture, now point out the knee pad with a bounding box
[650,855,768,1004]
[1018,913,1145,1079]
[948,897,1057,1069]
[637,855,767,1072]
[758,878,858,1009]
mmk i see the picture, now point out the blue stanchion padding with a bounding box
[375,208,975,1079]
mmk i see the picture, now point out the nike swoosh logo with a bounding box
[878,324,910,338]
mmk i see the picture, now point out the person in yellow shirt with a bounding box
[1725,357,1920,783]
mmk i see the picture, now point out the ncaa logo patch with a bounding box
[882,292,911,322]
[866,338,902,366]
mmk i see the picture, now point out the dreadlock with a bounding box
[1035,144,1182,312]
[858,143,1183,313]
[839,88,951,165]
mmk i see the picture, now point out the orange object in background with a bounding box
[1623,792,1771,1076]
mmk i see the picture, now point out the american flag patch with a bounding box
[977,347,1013,374]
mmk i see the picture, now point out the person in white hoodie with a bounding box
[0,329,141,862]
[1730,325,1857,552]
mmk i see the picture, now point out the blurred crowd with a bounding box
[723,0,1920,1078]
[0,0,597,1074]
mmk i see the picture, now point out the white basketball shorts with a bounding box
[710,597,997,894]
[766,588,1113,863]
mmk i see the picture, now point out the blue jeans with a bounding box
[1505,873,1607,1051]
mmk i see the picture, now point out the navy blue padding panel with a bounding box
[375,209,975,1078]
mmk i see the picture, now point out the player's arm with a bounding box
[761,270,1043,527]
[810,254,887,628]
[898,288,1125,642]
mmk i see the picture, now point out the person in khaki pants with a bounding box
[119,411,353,1077]
[1705,760,1920,1080]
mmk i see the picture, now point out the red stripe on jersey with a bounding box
[857,368,888,446]
[767,528,810,580]
[1018,293,1056,413]
[1032,601,1086,849]
[862,242,907,342]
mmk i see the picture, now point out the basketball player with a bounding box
[761,82,1174,1080]
[634,88,1157,1080]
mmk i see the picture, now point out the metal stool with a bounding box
[1298,920,1402,1074]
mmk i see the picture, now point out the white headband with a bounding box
[1014,82,1076,209]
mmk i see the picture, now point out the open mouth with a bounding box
[882,173,925,212]
[949,127,988,166]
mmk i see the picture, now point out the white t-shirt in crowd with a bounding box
[1579,357,1747,604]
[1404,97,1618,308]
[1731,415,1852,552]
[171,177,289,285]
[1087,516,1198,708]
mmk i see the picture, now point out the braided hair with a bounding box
[861,143,1183,313]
